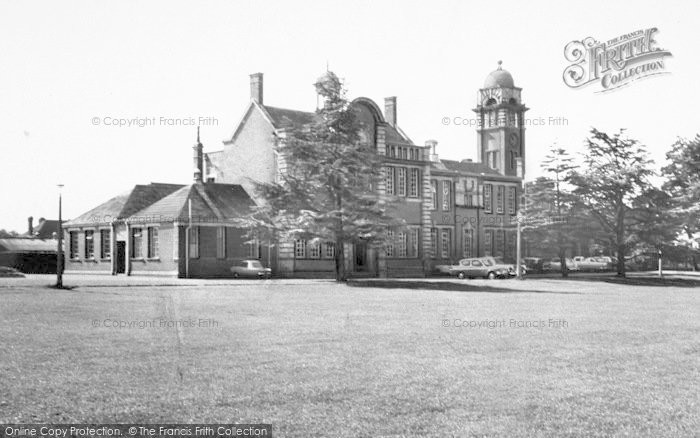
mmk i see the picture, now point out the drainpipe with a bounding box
[125,220,130,276]
[110,220,116,275]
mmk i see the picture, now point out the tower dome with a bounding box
[484,61,514,88]
[316,70,339,86]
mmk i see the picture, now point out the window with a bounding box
[487,151,499,170]
[389,146,396,158]
[409,168,419,197]
[442,181,451,211]
[430,228,437,258]
[495,229,505,258]
[440,229,450,259]
[147,227,159,258]
[188,227,199,259]
[69,231,78,259]
[294,239,306,259]
[308,241,321,259]
[216,227,226,259]
[84,230,94,259]
[410,228,419,258]
[397,167,407,197]
[430,180,438,210]
[324,242,335,258]
[484,230,493,256]
[508,187,516,215]
[131,227,143,258]
[497,186,505,214]
[247,236,261,259]
[484,184,493,213]
[386,230,394,257]
[100,229,111,259]
[385,166,395,195]
[397,232,407,257]
[462,228,473,258]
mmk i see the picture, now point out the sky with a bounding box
[0,0,698,233]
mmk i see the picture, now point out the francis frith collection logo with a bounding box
[563,27,672,92]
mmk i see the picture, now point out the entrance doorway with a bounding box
[354,242,367,271]
[116,241,126,274]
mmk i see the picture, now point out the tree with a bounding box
[661,135,700,270]
[242,71,402,281]
[569,128,655,277]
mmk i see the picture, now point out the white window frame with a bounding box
[294,239,306,259]
[442,181,451,211]
[409,168,419,198]
[397,167,407,197]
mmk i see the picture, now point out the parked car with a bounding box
[230,259,272,278]
[447,257,511,279]
[573,256,608,271]
[547,257,579,271]
[522,257,545,274]
[491,256,523,277]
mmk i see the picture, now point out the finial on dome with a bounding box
[196,125,200,144]
[497,60,503,70]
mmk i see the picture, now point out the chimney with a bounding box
[193,127,203,183]
[250,73,263,104]
[27,216,33,235]
[425,139,439,162]
[384,96,397,127]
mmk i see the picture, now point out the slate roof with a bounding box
[24,219,60,239]
[0,238,56,253]
[440,159,503,176]
[263,106,317,129]
[65,183,184,226]
[262,105,413,144]
[127,183,256,225]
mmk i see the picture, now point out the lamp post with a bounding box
[658,248,663,278]
[56,184,64,288]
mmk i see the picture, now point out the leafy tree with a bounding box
[522,145,577,276]
[661,135,700,270]
[0,229,19,238]
[569,128,655,277]
[242,71,402,281]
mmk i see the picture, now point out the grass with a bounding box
[0,278,698,436]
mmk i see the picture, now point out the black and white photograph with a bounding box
[1,0,698,436]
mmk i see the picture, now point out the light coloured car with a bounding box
[573,256,608,271]
[447,257,510,279]
[548,257,580,271]
[230,259,272,279]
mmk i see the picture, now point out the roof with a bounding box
[66,183,184,226]
[127,183,256,224]
[0,238,56,254]
[440,159,502,176]
[24,219,60,239]
[484,63,515,88]
[263,105,317,129]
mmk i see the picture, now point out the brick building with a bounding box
[64,63,526,278]
[205,63,526,276]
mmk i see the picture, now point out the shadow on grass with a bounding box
[533,273,700,288]
[601,277,700,288]
[347,279,574,294]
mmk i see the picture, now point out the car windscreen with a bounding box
[250,261,263,269]
[482,259,493,266]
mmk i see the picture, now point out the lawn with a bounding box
[0,278,698,437]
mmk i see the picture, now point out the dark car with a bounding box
[230,260,272,279]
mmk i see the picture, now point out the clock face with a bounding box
[509,133,519,146]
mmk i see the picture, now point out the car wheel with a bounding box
[487,271,496,280]
[457,272,466,280]
[233,272,239,279]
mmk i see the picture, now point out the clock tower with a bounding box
[473,61,528,177]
